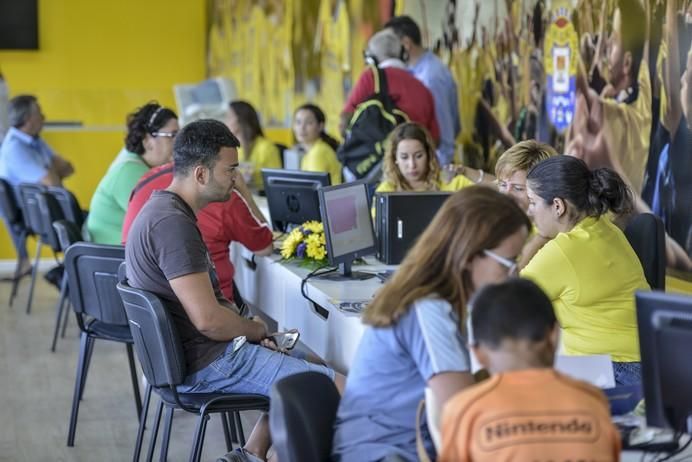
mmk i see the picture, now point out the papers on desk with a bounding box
[554,354,616,389]
[332,299,370,315]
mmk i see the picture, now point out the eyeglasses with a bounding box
[151,131,178,139]
[483,249,518,275]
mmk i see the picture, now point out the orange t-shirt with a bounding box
[439,369,620,462]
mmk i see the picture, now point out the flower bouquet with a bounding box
[280,221,328,268]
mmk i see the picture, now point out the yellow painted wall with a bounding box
[0,0,207,261]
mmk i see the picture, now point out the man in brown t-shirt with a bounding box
[125,119,336,462]
[439,279,620,462]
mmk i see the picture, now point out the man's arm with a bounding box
[169,272,267,342]
[230,175,273,256]
[53,154,74,180]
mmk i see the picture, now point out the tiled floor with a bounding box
[0,272,258,462]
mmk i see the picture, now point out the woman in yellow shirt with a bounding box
[226,100,281,191]
[520,156,649,386]
[293,103,342,184]
[375,122,476,194]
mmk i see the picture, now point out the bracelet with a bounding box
[476,169,485,184]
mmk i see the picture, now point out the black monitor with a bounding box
[262,168,330,232]
[318,181,376,280]
[636,290,692,433]
[374,191,452,264]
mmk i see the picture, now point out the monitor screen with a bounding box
[318,181,376,279]
[636,290,692,433]
[0,0,38,50]
[261,168,330,232]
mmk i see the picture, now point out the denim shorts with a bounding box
[178,342,335,396]
[612,361,642,386]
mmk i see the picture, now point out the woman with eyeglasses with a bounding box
[225,100,281,191]
[332,186,530,462]
[494,139,556,269]
[520,155,649,386]
[86,102,178,244]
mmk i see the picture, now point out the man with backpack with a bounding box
[339,29,439,180]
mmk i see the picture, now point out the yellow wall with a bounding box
[0,0,207,260]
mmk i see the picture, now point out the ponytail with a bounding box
[587,168,633,216]
[527,156,633,218]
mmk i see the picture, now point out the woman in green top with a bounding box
[225,100,281,191]
[86,102,178,244]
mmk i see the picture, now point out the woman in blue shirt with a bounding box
[332,186,531,462]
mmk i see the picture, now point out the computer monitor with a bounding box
[636,290,692,433]
[262,168,331,232]
[318,182,376,280]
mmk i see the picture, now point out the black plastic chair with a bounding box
[16,183,48,314]
[624,213,666,290]
[48,186,86,230]
[64,243,143,447]
[50,219,84,352]
[0,178,31,306]
[269,371,341,462]
[116,278,270,462]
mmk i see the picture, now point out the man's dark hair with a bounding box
[470,278,556,349]
[8,94,38,128]
[172,119,239,178]
[618,0,646,82]
[383,15,422,46]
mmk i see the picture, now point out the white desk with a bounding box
[231,243,393,374]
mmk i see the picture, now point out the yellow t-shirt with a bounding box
[375,174,475,193]
[301,138,342,185]
[521,216,650,362]
[239,136,282,190]
[601,62,652,194]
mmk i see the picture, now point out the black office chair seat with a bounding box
[85,318,135,342]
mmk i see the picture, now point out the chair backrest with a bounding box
[269,371,341,462]
[36,191,65,252]
[47,186,85,229]
[624,213,666,290]
[116,280,187,388]
[64,242,128,325]
[52,219,83,252]
[17,183,46,234]
[0,178,22,225]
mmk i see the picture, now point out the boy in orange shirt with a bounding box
[439,278,621,462]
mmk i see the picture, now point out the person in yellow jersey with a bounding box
[292,103,342,184]
[520,156,650,387]
[494,140,556,269]
[376,122,479,195]
[225,101,281,191]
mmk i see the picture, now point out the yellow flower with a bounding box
[305,233,327,261]
[303,221,323,234]
[281,231,302,259]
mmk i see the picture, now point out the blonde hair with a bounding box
[494,140,557,179]
[382,122,440,191]
[363,186,531,327]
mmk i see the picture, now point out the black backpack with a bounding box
[337,64,409,181]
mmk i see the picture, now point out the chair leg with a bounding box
[234,412,246,447]
[9,267,21,307]
[78,336,95,402]
[222,413,233,452]
[25,238,42,314]
[50,274,69,352]
[159,407,174,462]
[189,414,210,462]
[67,332,89,446]
[126,344,143,418]
[60,302,71,337]
[132,384,152,462]
[146,401,165,462]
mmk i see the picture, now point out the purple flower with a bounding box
[302,228,313,236]
[296,242,307,259]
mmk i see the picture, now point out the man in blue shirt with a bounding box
[0,95,74,276]
[0,94,74,187]
[385,16,460,167]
